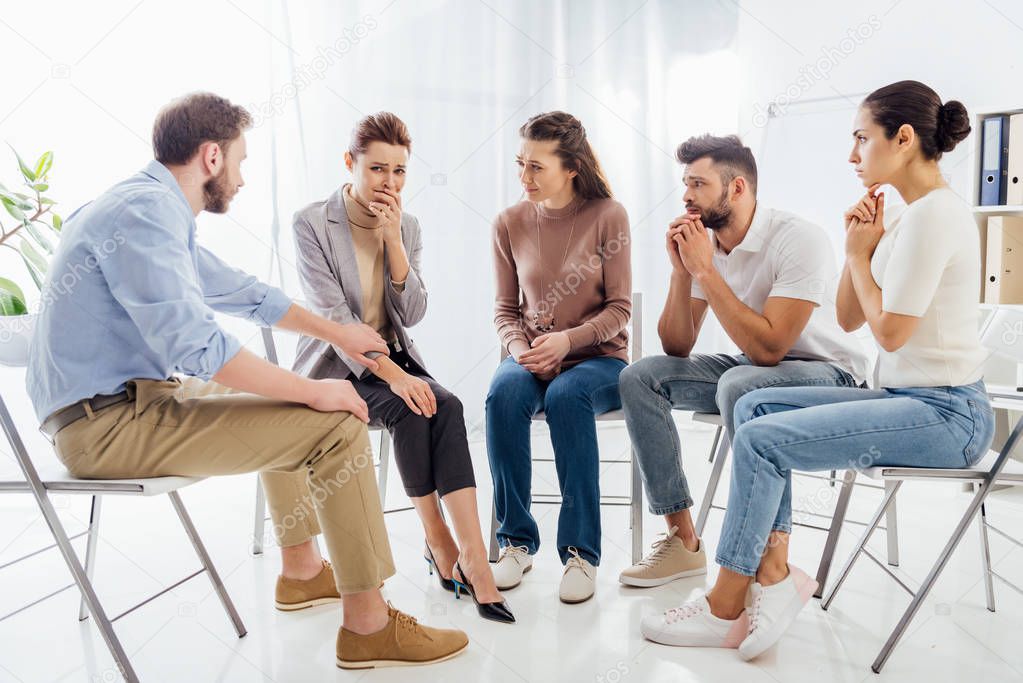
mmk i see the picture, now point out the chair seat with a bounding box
[0,467,204,496]
[860,450,1023,483]
[531,409,625,422]
[693,412,723,426]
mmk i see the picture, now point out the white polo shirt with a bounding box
[870,188,985,388]
[691,205,871,385]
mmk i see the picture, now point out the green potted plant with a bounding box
[0,147,61,365]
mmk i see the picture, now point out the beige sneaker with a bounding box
[619,526,707,588]
[336,602,469,669]
[559,547,597,604]
[493,545,533,590]
[275,559,341,610]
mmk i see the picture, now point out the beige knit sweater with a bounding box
[492,196,632,367]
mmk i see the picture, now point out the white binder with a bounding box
[1008,113,1023,205]
[985,216,1023,304]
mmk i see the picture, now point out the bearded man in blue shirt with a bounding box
[26,92,468,670]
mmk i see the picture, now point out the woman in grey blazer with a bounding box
[292,112,512,623]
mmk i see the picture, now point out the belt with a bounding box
[40,390,133,439]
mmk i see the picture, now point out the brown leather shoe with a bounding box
[336,603,469,669]
[275,560,341,611]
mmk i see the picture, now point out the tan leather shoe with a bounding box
[336,603,469,669]
[274,560,341,611]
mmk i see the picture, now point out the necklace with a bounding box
[533,199,583,333]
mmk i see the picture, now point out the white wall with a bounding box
[736,0,1023,383]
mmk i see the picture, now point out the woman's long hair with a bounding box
[519,111,612,200]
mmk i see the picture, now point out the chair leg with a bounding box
[884,480,900,567]
[377,431,391,510]
[630,446,643,565]
[251,476,266,556]
[79,495,103,621]
[488,499,500,563]
[821,480,901,611]
[32,489,137,680]
[168,491,247,638]
[707,425,722,463]
[979,502,996,612]
[871,481,997,673]
[695,430,731,536]
[814,470,856,598]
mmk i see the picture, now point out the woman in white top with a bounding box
[639,80,996,659]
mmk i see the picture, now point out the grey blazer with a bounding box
[291,186,429,380]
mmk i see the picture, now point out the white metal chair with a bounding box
[488,292,645,565]
[251,327,403,556]
[820,307,1023,673]
[0,352,246,683]
[692,411,901,596]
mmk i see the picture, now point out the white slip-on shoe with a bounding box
[559,546,597,604]
[492,545,533,590]
[619,526,707,587]
[738,564,818,661]
[640,595,749,648]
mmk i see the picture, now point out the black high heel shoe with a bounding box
[424,546,456,592]
[452,561,515,624]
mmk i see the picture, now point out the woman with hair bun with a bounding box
[640,81,994,660]
[486,111,632,604]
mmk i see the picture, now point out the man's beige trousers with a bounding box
[53,377,395,593]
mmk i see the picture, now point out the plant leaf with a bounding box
[51,213,62,231]
[32,182,48,192]
[0,290,27,316]
[0,276,26,304]
[9,146,36,182]
[24,221,54,254]
[2,197,26,222]
[19,253,43,289]
[19,239,47,275]
[38,217,60,237]
[33,151,53,179]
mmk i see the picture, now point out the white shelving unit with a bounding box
[973,107,1023,396]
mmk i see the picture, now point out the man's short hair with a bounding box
[152,92,252,165]
[675,134,757,196]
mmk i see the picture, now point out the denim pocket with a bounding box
[963,398,995,465]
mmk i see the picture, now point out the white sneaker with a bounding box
[559,547,596,604]
[492,545,532,590]
[640,596,749,648]
[738,564,818,661]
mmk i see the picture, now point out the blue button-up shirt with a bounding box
[26,160,292,422]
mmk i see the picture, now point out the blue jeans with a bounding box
[485,355,627,566]
[716,380,996,576]
[618,354,858,516]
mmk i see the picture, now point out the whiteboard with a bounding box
[752,97,878,266]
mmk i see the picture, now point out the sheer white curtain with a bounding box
[266,0,740,431]
[0,1,740,433]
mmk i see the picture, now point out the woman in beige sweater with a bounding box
[486,111,632,604]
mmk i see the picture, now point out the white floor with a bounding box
[2,415,1023,682]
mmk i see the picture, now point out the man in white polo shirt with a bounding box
[618,134,869,587]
